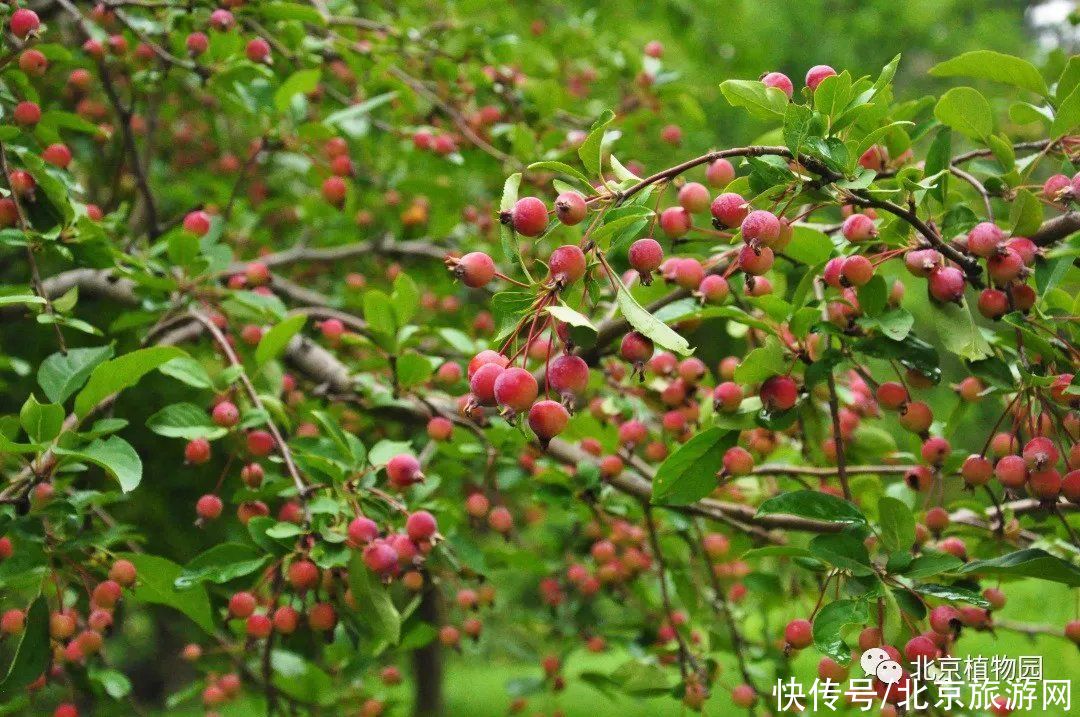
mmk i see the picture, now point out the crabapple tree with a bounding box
[0,2,1077,717]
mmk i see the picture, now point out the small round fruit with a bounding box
[511,197,549,237]
[555,191,587,225]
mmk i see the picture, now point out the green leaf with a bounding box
[256,313,307,367]
[809,533,873,575]
[73,346,185,418]
[900,552,963,579]
[614,278,692,356]
[929,51,1048,96]
[783,103,813,156]
[1057,55,1080,103]
[813,72,853,119]
[260,1,326,23]
[90,668,132,699]
[0,596,49,693]
[545,304,597,348]
[146,403,226,440]
[857,275,887,317]
[115,553,215,633]
[274,69,321,112]
[957,548,1080,587]
[39,110,101,135]
[933,87,993,140]
[733,339,786,385]
[395,352,434,388]
[756,490,867,524]
[391,273,420,326]
[270,650,335,706]
[20,394,64,443]
[1010,189,1044,236]
[936,302,992,362]
[813,599,868,664]
[498,172,523,268]
[55,436,142,492]
[878,497,915,553]
[651,428,735,505]
[347,552,400,645]
[159,356,213,389]
[1051,86,1080,139]
[38,345,113,405]
[175,543,270,589]
[719,80,788,120]
[577,109,615,179]
[786,226,834,265]
[0,294,44,308]
[527,161,593,189]
[870,308,914,341]
[913,583,990,608]
[362,290,397,352]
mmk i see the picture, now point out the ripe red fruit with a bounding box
[966,222,1004,258]
[184,438,211,465]
[182,210,211,236]
[677,182,711,213]
[987,248,1025,283]
[961,454,993,486]
[469,362,504,406]
[427,416,453,441]
[903,248,942,277]
[493,367,538,413]
[211,400,240,427]
[712,382,743,413]
[196,494,223,520]
[994,455,1028,489]
[722,446,755,476]
[1,609,25,635]
[628,238,664,284]
[549,355,589,398]
[273,605,299,634]
[9,9,40,39]
[54,705,78,717]
[920,436,951,465]
[644,40,663,58]
[42,143,72,169]
[528,400,569,444]
[488,506,513,533]
[229,591,257,618]
[245,38,271,63]
[711,192,749,227]
[706,158,735,187]
[664,257,705,288]
[927,266,965,303]
[322,176,347,207]
[805,64,837,91]
[547,245,587,286]
[13,101,39,127]
[762,71,794,98]
[347,516,379,546]
[1064,470,1080,504]
[1067,620,1080,644]
[108,559,137,587]
[620,331,654,364]
[454,251,496,288]
[18,48,47,76]
[240,462,264,488]
[555,191,587,225]
[246,613,272,638]
[660,124,682,145]
[784,618,813,649]
[875,381,908,410]
[287,559,320,591]
[841,255,875,286]
[406,510,438,541]
[760,375,798,412]
[1022,436,1058,470]
[386,454,423,488]
[247,430,274,457]
[899,401,933,433]
[904,635,938,663]
[511,196,549,236]
[740,209,781,245]
[929,605,960,634]
[698,274,729,304]
[186,32,209,56]
[977,288,1009,320]
[1029,468,1061,499]
[210,9,236,30]
[738,243,774,275]
[841,213,877,242]
[659,206,691,238]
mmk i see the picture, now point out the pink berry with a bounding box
[805,65,837,91]
[711,192,749,228]
[927,266,965,303]
[966,222,1004,258]
[196,494,223,520]
[9,9,40,39]
[620,331,654,364]
[740,210,781,245]
[628,238,664,284]
[841,213,877,242]
[738,243,774,275]
[245,38,271,63]
[528,400,569,444]
[183,210,211,236]
[549,354,589,399]
[659,206,691,238]
[454,252,496,288]
[762,71,794,98]
[705,158,735,187]
[386,454,423,489]
[784,618,812,649]
[185,438,211,465]
[511,196,549,236]
[555,191,587,225]
[760,375,798,412]
[211,400,240,427]
[677,182,710,213]
[493,367,538,414]
[547,245,587,286]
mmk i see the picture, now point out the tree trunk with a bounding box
[411,582,444,717]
